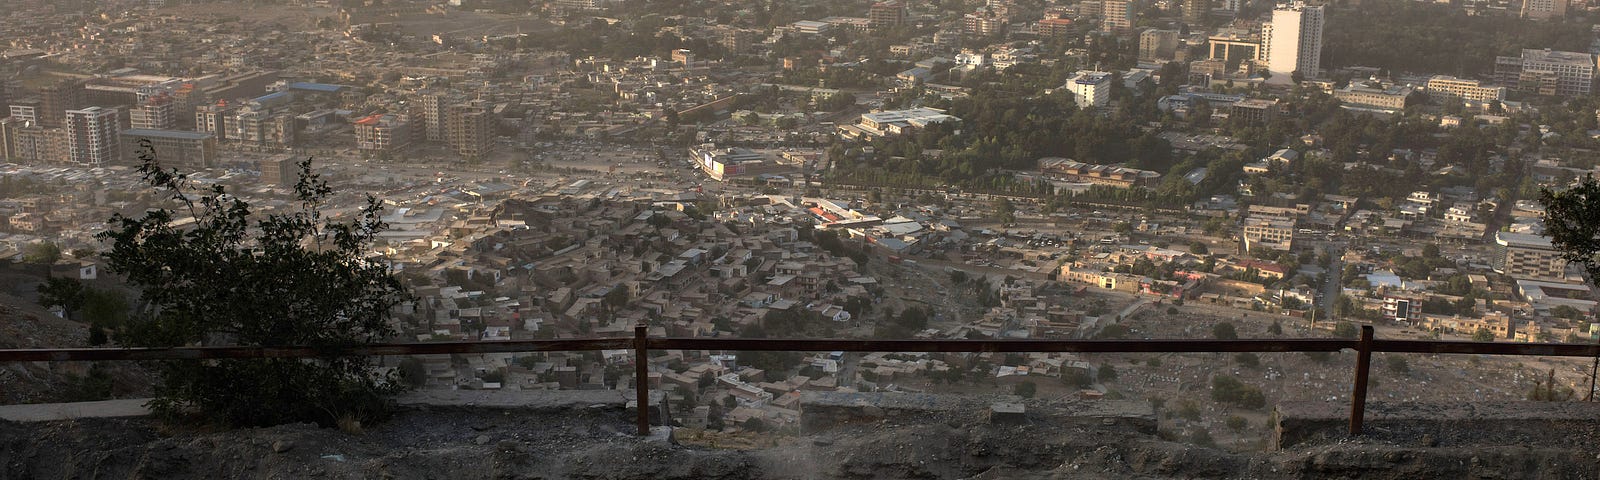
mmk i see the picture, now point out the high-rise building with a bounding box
[1522,0,1568,19]
[37,78,85,129]
[418,92,448,142]
[1184,0,1209,25]
[119,129,216,168]
[446,102,493,160]
[131,94,178,131]
[1492,232,1567,280]
[1494,48,1596,97]
[1261,2,1324,83]
[1139,29,1181,63]
[195,101,235,138]
[65,106,120,166]
[8,100,40,125]
[1101,0,1133,34]
[868,1,906,32]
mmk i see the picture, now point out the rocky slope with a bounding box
[2,402,1595,479]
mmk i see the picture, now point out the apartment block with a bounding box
[1492,232,1567,280]
[1423,75,1507,102]
[1101,0,1133,34]
[1495,48,1596,97]
[446,102,493,160]
[119,129,216,168]
[354,113,411,153]
[65,106,120,166]
[1139,29,1181,63]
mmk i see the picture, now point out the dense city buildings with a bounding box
[7,0,1600,456]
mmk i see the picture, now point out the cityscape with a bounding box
[3,0,1600,476]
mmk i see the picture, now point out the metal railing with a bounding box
[4,325,1598,436]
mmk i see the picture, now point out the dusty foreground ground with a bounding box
[3,401,1597,480]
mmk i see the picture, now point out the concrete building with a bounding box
[868,0,906,32]
[64,106,120,166]
[119,129,216,168]
[1038,157,1161,188]
[1,120,66,164]
[446,102,493,160]
[1260,2,1324,83]
[1066,71,1113,108]
[8,102,39,125]
[1492,232,1567,280]
[354,114,411,154]
[963,11,1006,37]
[1035,17,1076,37]
[1230,98,1279,125]
[1424,75,1507,103]
[838,108,961,139]
[36,78,84,129]
[130,94,177,131]
[1333,83,1414,111]
[417,92,449,143]
[1208,29,1259,63]
[1184,0,1209,25]
[1495,48,1596,97]
[1139,29,1181,63]
[1101,0,1134,34]
[194,102,234,138]
[1241,215,1295,251]
[259,154,297,185]
[1522,0,1567,19]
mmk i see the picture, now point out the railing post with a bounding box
[1349,325,1374,435]
[635,324,650,436]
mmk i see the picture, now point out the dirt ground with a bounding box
[2,402,1594,480]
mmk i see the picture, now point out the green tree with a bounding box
[36,277,87,322]
[97,153,411,427]
[22,242,61,264]
[1333,322,1359,339]
[1098,364,1118,381]
[1472,327,1496,342]
[1212,322,1238,340]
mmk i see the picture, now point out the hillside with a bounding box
[1,399,1594,479]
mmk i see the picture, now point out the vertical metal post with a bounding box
[1349,325,1374,435]
[635,324,650,436]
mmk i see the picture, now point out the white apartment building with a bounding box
[65,106,120,166]
[1260,2,1324,84]
[1067,71,1112,108]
